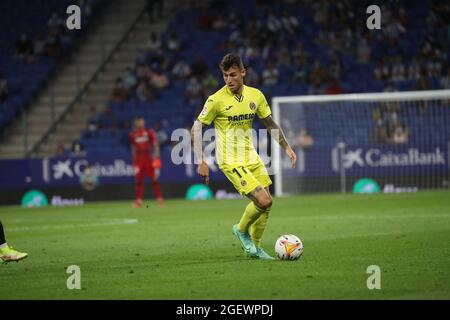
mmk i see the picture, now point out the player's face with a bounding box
[222,66,246,94]
[135,118,145,129]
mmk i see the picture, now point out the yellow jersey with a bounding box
[197,85,271,170]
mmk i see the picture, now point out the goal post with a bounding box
[271,89,450,197]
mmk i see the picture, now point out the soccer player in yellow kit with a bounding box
[191,53,297,259]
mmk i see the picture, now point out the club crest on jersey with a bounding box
[249,102,256,110]
[241,180,247,187]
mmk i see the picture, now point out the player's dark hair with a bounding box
[220,53,244,71]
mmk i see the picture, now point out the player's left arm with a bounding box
[261,115,297,168]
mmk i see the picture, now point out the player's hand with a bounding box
[153,157,161,169]
[286,147,297,168]
[197,161,210,185]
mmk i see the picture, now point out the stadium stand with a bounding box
[74,0,448,157]
[0,0,102,130]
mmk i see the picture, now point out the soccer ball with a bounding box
[275,234,304,260]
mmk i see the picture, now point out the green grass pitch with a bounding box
[0,190,449,299]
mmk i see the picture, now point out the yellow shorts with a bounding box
[222,161,272,195]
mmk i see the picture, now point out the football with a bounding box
[275,234,304,260]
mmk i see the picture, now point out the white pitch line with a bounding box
[7,219,138,232]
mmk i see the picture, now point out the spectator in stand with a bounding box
[172,58,191,79]
[144,32,161,52]
[326,77,343,94]
[408,57,422,80]
[197,8,214,29]
[185,76,203,108]
[166,32,181,52]
[70,141,86,157]
[213,15,227,31]
[280,10,299,35]
[136,78,156,102]
[374,60,390,82]
[391,56,406,82]
[309,59,327,89]
[191,56,208,79]
[245,66,260,87]
[0,72,8,103]
[45,34,62,58]
[48,12,65,36]
[15,33,34,62]
[356,37,371,64]
[111,78,129,102]
[371,107,388,144]
[262,61,279,86]
[150,68,169,90]
[391,123,409,145]
[295,128,314,150]
[122,67,138,91]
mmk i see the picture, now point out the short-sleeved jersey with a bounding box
[129,128,156,160]
[197,85,271,170]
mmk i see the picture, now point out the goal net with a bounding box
[271,90,450,196]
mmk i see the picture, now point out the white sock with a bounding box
[0,243,7,249]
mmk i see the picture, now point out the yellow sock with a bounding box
[249,207,271,248]
[237,202,265,233]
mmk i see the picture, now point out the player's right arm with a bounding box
[191,96,218,185]
[191,120,209,184]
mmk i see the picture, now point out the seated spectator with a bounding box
[15,33,34,62]
[309,59,327,87]
[122,68,138,91]
[110,78,129,102]
[150,69,169,90]
[357,37,371,63]
[144,32,161,52]
[45,34,62,58]
[48,12,64,36]
[166,32,181,52]
[213,15,226,30]
[371,109,389,144]
[136,63,152,79]
[185,77,203,107]
[326,78,343,94]
[391,123,409,144]
[191,56,208,79]
[295,129,314,150]
[172,58,191,79]
[262,61,279,86]
[291,55,308,84]
[136,78,156,102]
[197,8,214,29]
[245,66,260,87]
[70,141,86,157]
[0,72,8,103]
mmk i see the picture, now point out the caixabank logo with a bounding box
[44,158,135,182]
[332,146,446,172]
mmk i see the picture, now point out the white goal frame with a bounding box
[271,89,450,197]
